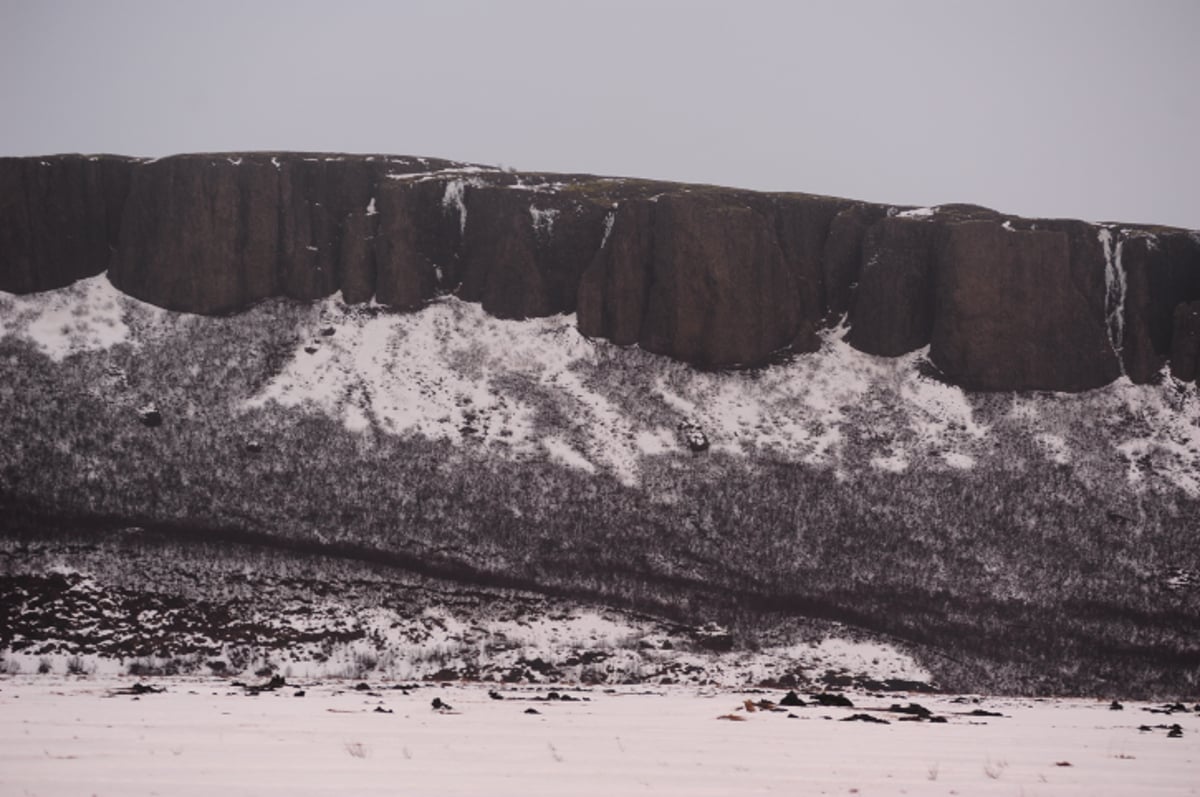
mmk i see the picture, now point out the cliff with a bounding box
[2,152,1198,391]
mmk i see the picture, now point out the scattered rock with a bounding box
[810,693,854,708]
[432,697,453,711]
[488,690,504,700]
[293,690,305,698]
[373,706,393,714]
[841,713,890,724]
[779,691,805,707]
[1110,700,1124,711]
[524,708,541,715]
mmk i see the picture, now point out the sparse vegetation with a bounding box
[1,296,1199,697]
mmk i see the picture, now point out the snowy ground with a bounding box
[1,676,1197,796]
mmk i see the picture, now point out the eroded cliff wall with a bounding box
[2,152,1198,391]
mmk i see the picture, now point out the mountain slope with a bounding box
[2,274,1199,696]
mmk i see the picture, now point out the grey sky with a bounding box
[2,0,1197,228]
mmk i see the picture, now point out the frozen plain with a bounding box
[2,676,1197,796]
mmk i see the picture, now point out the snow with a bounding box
[365,197,377,216]
[442,179,472,236]
[543,437,596,474]
[2,677,1196,797]
[896,206,937,218]
[529,206,559,237]
[0,273,163,361]
[600,209,616,248]
[1100,227,1128,363]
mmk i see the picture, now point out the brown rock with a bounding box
[0,155,135,293]
[774,194,852,349]
[577,200,654,345]
[1171,301,1200,383]
[459,186,608,318]
[111,154,283,313]
[930,220,1121,391]
[639,193,800,367]
[822,203,890,323]
[848,216,939,356]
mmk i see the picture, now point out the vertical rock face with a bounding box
[459,187,608,319]
[111,155,283,312]
[578,201,654,346]
[637,193,803,367]
[930,220,1121,392]
[847,216,939,357]
[822,203,890,323]
[1171,301,1200,383]
[0,155,135,293]
[774,195,853,351]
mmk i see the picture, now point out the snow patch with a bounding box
[529,206,559,237]
[0,274,163,361]
[1099,227,1127,364]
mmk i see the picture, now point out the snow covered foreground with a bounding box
[2,677,1197,797]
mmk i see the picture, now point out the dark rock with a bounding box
[639,193,803,367]
[888,702,933,718]
[964,708,1004,717]
[578,200,655,345]
[810,693,854,708]
[373,706,393,713]
[1171,300,1200,383]
[773,194,853,348]
[1168,724,1183,738]
[138,407,162,427]
[849,216,939,356]
[1110,700,1124,710]
[460,186,608,318]
[524,708,541,715]
[112,155,283,313]
[488,690,504,700]
[373,180,441,309]
[841,713,889,724]
[355,682,371,691]
[822,203,890,322]
[431,697,452,711]
[0,155,136,293]
[779,691,805,707]
[930,220,1121,391]
[1117,231,1200,382]
[293,690,305,697]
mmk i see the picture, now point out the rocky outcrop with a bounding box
[0,155,135,293]
[3,152,1199,393]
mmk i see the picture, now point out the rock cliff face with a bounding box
[2,152,1199,390]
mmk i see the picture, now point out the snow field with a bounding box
[2,677,1196,797]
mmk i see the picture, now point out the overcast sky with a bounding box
[2,0,1197,228]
